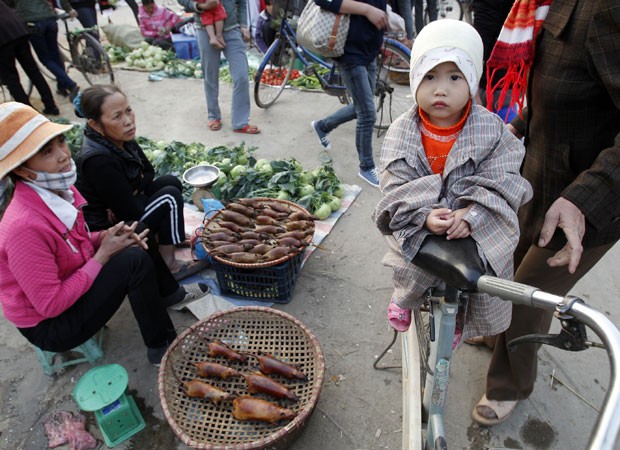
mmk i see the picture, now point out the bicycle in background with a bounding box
[423,0,474,25]
[375,235,620,450]
[28,12,114,95]
[253,0,413,132]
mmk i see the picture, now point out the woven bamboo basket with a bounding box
[201,198,315,269]
[158,307,325,449]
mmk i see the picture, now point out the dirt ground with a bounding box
[2,4,620,450]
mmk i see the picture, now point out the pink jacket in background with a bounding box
[138,5,180,39]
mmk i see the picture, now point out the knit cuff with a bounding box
[82,258,103,281]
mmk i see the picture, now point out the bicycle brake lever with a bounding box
[507,317,589,352]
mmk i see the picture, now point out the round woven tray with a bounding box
[201,198,315,269]
[158,307,325,450]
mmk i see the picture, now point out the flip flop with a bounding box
[471,394,518,426]
[208,119,222,131]
[387,301,411,332]
[233,124,260,134]
[464,336,496,350]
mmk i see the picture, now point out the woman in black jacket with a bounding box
[0,0,59,114]
[76,84,195,282]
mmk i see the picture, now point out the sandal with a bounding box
[471,394,518,426]
[233,124,260,134]
[464,336,496,350]
[208,119,222,131]
[387,299,411,332]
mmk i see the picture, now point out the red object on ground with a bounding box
[44,410,97,450]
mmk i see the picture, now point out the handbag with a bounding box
[297,0,350,58]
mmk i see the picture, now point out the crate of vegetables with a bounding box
[201,198,315,303]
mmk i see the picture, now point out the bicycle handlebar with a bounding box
[413,235,620,449]
[477,274,620,450]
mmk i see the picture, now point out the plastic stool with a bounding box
[33,329,104,376]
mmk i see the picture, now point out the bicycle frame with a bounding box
[263,18,347,96]
[401,235,620,450]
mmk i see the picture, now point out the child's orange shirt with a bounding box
[419,100,471,175]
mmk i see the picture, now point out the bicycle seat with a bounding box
[413,235,485,292]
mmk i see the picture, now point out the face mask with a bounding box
[24,159,77,192]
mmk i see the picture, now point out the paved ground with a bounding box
[2,4,620,450]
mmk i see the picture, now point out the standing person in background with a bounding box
[472,0,515,121]
[413,0,436,36]
[69,0,98,37]
[472,0,620,426]
[138,0,180,51]
[178,0,260,134]
[125,0,141,25]
[392,0,414,46]
[254,0,274,53]
[0,0,60,115]
[310,0,388,188]
[9,0,80,100]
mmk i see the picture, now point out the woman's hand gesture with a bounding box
[94,222,149,265]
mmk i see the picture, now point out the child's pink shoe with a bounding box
[387,298,411,332]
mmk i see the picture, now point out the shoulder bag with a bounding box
[297,0,350,58]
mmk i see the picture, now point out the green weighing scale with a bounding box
[73,364,145,447]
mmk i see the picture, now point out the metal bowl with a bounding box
[182,164,220,188]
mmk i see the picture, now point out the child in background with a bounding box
[197,0,227,49]
[138,0,180,51]
[255,0,275,53]
[373,20,532,340]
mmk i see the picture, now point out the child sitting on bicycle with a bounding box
[197,0,227,49]
[373,20,532,339]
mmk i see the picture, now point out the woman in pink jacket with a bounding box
[0,102,177,366]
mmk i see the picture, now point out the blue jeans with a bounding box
[74,6,100,40]
[316,60,377,171]
[196,26,251,130]
[27,17,76,91]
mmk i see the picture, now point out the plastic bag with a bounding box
[101,23,144,50]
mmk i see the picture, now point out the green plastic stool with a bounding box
[73,364,145,448]
[33,329,104,376]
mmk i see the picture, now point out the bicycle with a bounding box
[253,1,413,132]
[375,235,620,450]
[28,12,114,95]
[423,0,474,25]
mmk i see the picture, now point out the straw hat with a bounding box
[0,102,74,180]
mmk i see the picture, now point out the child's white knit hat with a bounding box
[410,19,484,100]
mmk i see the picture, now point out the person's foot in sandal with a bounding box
[208,119,222,131]
[472,394,518,426]
[387,296,411,332]
[233,124,260,134]
[464,335,496,350]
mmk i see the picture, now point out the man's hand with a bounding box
[425,208,453,235]
[538,197,585,273]
[69,9,78,18]
[365,5,387,30]
[240,26,250,42]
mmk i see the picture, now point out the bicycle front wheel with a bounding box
[425,0,463,23]
[254,37,295,108]
[72,33,114,85]
[375,41,414,131]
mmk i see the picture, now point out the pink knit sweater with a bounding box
[0,182,103,328]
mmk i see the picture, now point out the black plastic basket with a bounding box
[272,0,307,24]
[213,251,304,304]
